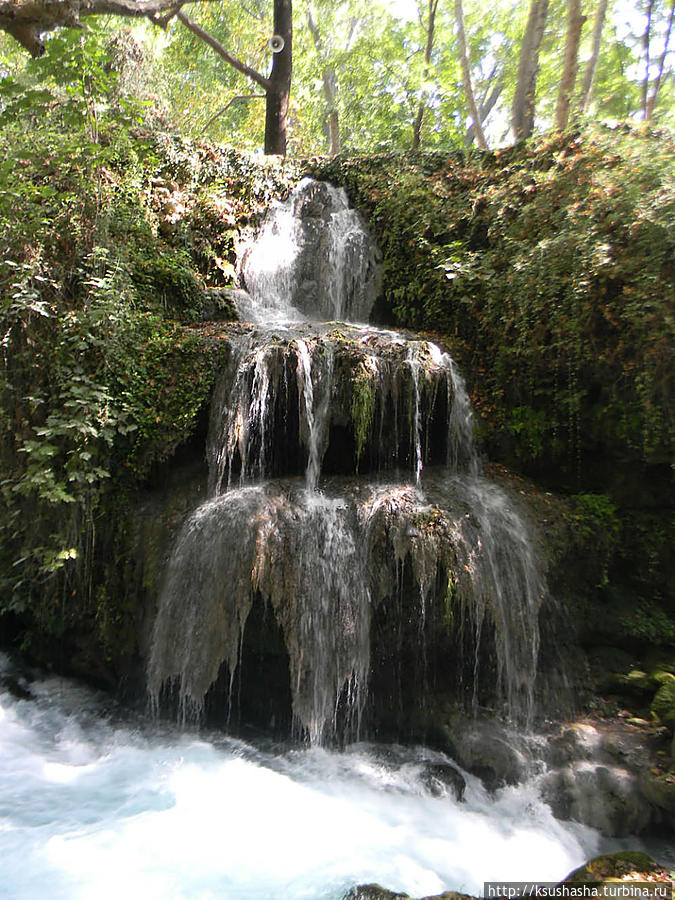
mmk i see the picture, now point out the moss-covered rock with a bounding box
[651,675,675,728]
[562,851,671,884]
[343,886,475,900]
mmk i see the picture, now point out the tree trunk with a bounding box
[307,8,340,155]
[326,106,340,155]
[464,79,503,146]
[577,0,608,114]
[412,0,438,152]
[646,0,674,119]
[455,0,488,149]
[555,0,585,130]
[641,0,655,118]
[265,0,293,155]
[512,0,549,140]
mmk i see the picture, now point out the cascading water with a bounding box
[5,181,669,900]
[148,177,545,742]
[239,177,381,323]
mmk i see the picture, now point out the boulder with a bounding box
[541,762,652,836]
[420,762,466,801]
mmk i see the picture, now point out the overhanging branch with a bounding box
[176,10,271,92]
[0,0,211,56]
[199,92,265,135]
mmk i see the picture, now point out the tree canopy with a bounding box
[0,0,672,154]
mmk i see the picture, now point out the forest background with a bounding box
[0,0,672,156]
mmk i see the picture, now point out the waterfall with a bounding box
[240,178,381,323]
[148,178,545,741]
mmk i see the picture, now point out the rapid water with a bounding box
[1,658,624,900]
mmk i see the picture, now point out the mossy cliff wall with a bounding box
[0,126,672,724]
[311,127,673,690]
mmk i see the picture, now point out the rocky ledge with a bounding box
[343,852,673,900]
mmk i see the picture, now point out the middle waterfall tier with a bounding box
[148,474,543,744]
[207,323,478,493]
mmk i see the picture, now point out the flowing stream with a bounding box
[1,656,627,900]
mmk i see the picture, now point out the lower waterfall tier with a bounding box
[148,472,543,743]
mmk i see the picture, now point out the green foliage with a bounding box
[312,126,674,474]
[617,601,675,648]
[0,110,295,663]
[130,249,205,319]
[569,492,620,587]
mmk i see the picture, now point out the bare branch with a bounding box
[577,0,608,114]
[455,0,488,149]
[465,78,503,146]
[176,9,271,92]
[646,0,674,119]
[641,0,655,117]
[199,93,264,136]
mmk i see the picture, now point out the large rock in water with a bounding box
[343,853,671,900]
[561,851,671,884]
[541,763,652,836]
[344,887,475,900]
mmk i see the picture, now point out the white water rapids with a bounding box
[0,658,630,900]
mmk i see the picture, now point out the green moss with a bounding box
[130,249,204,320]
[651,675,675,728]
[563,851,666,884]
[351,362,377,468]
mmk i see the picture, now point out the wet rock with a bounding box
[0,653,36,701]
[420,762,466,800]
[0,674,33,701]
[439,716,530,790]
[651,674,675,728]
[541,763,652,836]
[545,723,598,767]
[199,288,240,322]
[343,887,475,900]
[561,850,670,883]
[344,886,409,900]
[639,770,675,830]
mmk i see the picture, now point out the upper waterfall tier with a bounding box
[207,323,478,493]
[238,178,381,324]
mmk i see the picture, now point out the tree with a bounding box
[411,0,439,151]
[554,0,585,130]
[306,4,339,154]
[512,0,549,139]
[0,0,293,154]
[176,1,292,154]
[576,0,608,114]
[644,0,674,119]
[454,0,488,149]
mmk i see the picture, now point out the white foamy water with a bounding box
[0,660,626,900]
